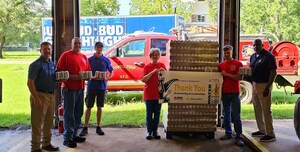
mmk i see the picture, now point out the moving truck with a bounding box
[41,14,184,51]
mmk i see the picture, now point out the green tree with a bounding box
[129,0,195,22]
[80,0,120,16]
[206,0,218,25]
[0,0,49,58]
[241,0,300,44]
[206,0,300,44]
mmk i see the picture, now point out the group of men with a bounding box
[27,37,278,151]
[27,38,113,152]
[219,39,277,146]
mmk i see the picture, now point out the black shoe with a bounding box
[220,135,233,140]
[96,126,105,135]
[80,127,88,136]
[251,131,265,137]
[153,132,161,139]
[146,133,152,140]
[235,137,245,146]
[73,136,86,143]
[41,144,59,151]
[260,135,276,142]
[63,140,77,148]
[31,149,42,152]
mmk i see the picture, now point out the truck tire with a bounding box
[294,97,300,140]
[240,81,253,104]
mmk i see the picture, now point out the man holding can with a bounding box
[57,37,91,148]
[80,42,114,136]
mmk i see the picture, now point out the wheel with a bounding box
[240,81,253,104]
[166,132,173,139]
[294,97,300,140]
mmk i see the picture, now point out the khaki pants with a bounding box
[30,92,55,150]
[252,82,275,137]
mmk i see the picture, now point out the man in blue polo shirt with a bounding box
[250,39,277,142]
[80,42,114,136]
[27,42,59,152]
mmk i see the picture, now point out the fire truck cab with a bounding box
[87,31,176,91]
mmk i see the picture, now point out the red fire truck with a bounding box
[239,37,299,103]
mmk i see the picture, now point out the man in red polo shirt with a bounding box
[57,37,91,148]
[218,45,244,146]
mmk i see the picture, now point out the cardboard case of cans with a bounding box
[163,40,219,136]
[169,40,219,72]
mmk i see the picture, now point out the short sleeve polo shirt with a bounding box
[87,54,113,90]
[28,56,56,92]
[250,49,277,83]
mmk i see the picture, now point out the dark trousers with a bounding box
[145,100,162,135]
[62,88,84,141]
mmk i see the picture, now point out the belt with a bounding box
[37,90,54,94]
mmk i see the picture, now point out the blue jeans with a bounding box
[222,93,242,137]
[62,88,84,141]
[145,100,162,135]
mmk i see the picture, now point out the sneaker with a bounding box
[63,140,77,148]
[153,132,161,139]
[73,136,86,143]
[79,127,88,136]
[96,126,105,135]
[260,135,276,142]
[146,132,152,140]
[41,144,59,151]
[251,131,265,137]
[220,135,232,140]
[235,137,244,146]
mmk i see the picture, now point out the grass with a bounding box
[240,104,295,119]
[272,89,299,104]
[0,51,299,128]
[0,64,31,127]
[1,51,40,60]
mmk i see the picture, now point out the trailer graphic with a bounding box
[41,14,184,51]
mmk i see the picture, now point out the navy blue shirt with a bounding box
[250,49,277,83]
[87,54,113,90]
[28,56,56,92]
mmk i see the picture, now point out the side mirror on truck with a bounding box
[116,48,124,57]
[108,48,121,58]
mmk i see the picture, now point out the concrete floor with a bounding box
[242,119,300,152]
[0,127,251,152]
[2,120,300,152]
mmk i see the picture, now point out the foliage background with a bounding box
[206,0,300,44]
[129,0,195,22]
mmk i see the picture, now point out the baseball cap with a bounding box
[95,42,103,47]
